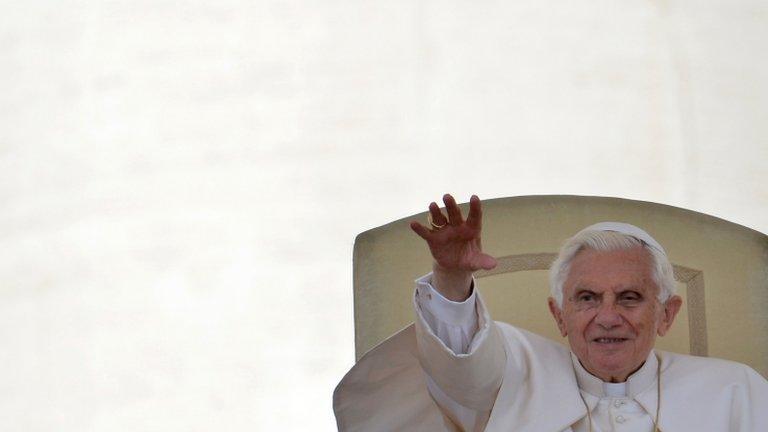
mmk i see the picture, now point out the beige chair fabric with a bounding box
[352,195,768,378]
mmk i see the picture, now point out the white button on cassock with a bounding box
[616,415,626,423]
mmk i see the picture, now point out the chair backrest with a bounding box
[353,195,768,378]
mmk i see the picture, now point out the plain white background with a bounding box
[1,1,766,430]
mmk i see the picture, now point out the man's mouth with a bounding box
[592,337,628,344]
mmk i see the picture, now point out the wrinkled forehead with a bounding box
[565,246,658,292]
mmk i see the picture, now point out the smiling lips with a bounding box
[593,337,630,344]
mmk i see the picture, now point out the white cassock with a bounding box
[334,273,768,431]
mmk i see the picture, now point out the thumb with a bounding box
[473,254,497,271]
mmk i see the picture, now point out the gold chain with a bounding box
[579,355,661,432]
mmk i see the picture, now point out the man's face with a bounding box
[547,246,682,382]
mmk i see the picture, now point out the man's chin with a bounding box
[587,353,633,376]
[588,340,634,358]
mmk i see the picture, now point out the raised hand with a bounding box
[410,194,497,301]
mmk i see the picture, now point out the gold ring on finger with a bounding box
[428,214,447,229]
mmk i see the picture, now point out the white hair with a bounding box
[548,230,676,308]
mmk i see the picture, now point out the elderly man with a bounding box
[334,195,768,431]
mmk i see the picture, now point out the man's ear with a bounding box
[548,297,568,337]
[657,295,683,337]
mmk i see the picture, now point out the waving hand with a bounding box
[410,194,497,301]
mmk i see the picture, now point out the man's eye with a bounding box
[618,293,642,303]
[577,293,595,302]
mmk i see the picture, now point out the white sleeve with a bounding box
[414,273,479,355]
[414,273,488,431]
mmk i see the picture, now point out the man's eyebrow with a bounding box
[617,289,644,296]
[573,287,598,295]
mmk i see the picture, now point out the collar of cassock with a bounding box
[571,350,658,399]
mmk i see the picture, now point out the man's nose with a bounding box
[594,301,623,329]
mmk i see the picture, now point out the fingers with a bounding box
[428,202,448,227]
[465,194,482,229]
[417,194,476,234]
[443,194,463,226]
[410,221,432,240]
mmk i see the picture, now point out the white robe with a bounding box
[334,275,768,431]
[417,274,662,432]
